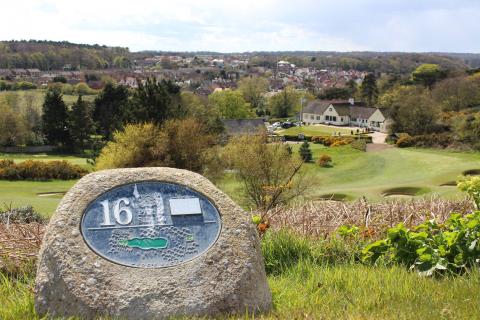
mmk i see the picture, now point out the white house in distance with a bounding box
[301,99,390,133]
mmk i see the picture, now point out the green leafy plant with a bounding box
[337,225,360,239]
[457,176,480,209]
[362,212,480,276]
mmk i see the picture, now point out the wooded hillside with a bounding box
[0,40,132,70]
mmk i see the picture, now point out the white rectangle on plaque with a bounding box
[169,198,202,215]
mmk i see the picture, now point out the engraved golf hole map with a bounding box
[80,181,222,268]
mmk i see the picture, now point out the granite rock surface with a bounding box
[34,167,271,319]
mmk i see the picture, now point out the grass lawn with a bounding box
[218,145,480,207]
[2,264,479,320]
[0,89,96,108]
[0,180,77,217]
[2,146,480,214]
[0,153,88,216]
[278,124,353,137]
[267,263,480,319]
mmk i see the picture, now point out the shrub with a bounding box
[223,133,306,209]
[12,81,37,90]
[0,205,45,224]
[96,119,217,173]
[411,132,454,148]
[317,154,333,167]
[362,212,480,276]
[0,160,14,168]
[351,139,367,151]
[0,160,88,180]
[396,134,414,148]
[311,136,361,147]
[75,82,95,95]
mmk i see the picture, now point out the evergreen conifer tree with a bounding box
[93,83,129,140]
[360,73,379,106]
[299,141,312,162]
[69,95,94,152]
[42,88,70,146]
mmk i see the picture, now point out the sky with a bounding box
[1,0,479,53]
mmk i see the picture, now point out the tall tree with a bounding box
[360,73,379,106]
[41,89,70,146]
[412,64,445,89]
[238,76,269,114]
[388,90,439,135]
[0,105,26,146]
[128,78,183,124]
[93,83,129,140]
[268,86,300,118]
[208,90,255,119]
[346,79,358,97]
[69,95,94,151]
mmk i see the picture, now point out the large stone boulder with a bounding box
[35,167,271,319]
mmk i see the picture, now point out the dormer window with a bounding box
[328,107,332,112]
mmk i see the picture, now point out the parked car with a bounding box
[281,122,294,129]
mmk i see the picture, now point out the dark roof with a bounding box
[223,119,265,136]
[349,106,378,119]
[303,101,329,114]
[332,105,351,116]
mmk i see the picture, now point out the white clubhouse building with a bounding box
[302,99,390,133]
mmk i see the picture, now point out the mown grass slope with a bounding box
[219,145,480,207]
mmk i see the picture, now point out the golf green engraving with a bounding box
[119,237,169,250]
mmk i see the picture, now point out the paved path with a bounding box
[367,132,393,152]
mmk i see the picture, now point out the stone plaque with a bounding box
[35,168,272,319]
[81,182,221,268]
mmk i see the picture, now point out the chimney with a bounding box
[348,98,355,105]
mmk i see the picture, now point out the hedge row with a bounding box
[283,134,372,144]
[283,135,312,142]
[0,159,89,180]
[310,135,372,147]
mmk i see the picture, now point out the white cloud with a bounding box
[0,0,478,52]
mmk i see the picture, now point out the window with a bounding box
[328,107,332,112]
[316,116,321,120]
[310,115,314,120]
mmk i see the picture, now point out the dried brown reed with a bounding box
[0,223,45,274]
[259,195,474,239]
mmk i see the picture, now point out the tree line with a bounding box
[0,40,131,70]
